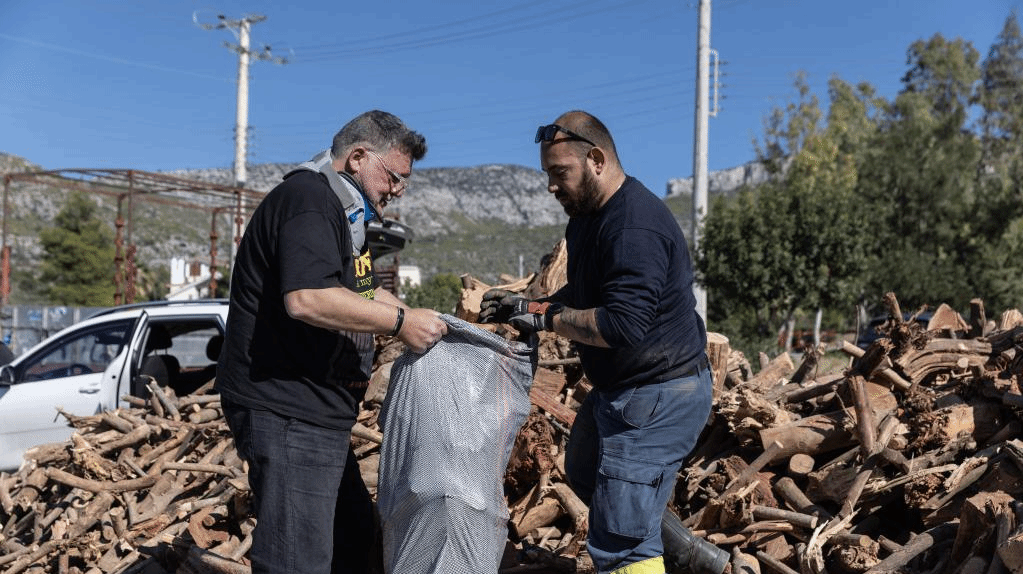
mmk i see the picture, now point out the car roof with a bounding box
[86,298,229,320]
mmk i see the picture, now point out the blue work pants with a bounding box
[565,366,713,574]
[222,400,376,574]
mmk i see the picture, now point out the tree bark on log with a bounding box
[758,382,896,464]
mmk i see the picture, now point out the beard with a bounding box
[559,169,604,217]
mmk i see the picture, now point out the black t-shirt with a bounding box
[215,170,379,430]
[563,176,706,391]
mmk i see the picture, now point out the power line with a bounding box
[290,0,659,62]
[292,0,552,51]
[0,32,230,82]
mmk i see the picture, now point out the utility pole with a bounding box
[196,13,286,277]
[692,0,711,321]
[195,13,287,188]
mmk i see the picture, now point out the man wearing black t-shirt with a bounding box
[481,111,727,574]
[216,110,447,574]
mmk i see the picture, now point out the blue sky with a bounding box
[1,0,1020,196]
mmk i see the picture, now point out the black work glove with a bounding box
[479,289,560,333]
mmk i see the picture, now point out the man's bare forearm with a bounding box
[552,307,609,348]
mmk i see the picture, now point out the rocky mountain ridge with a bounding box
[666,159,773,198]
[0,151,763,292]
[165,162,565,239]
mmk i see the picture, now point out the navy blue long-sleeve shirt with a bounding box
[562,176,706,391]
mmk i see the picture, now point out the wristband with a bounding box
[389,306,405,336]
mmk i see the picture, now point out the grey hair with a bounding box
[331,110,427,161]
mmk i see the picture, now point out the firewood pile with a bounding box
[673,292,1023,574]
[454,249,1023,574]
[2,238,1022,574]
[0,380,255,574]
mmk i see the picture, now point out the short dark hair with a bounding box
[554,110,619,162]
[331,110,427,161]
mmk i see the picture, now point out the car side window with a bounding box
[169,326,222,369]
[21,319,133,382]
[140,320,223,396]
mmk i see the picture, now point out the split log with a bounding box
[840,340,912,391]
[522,238,568,300]
[758,382,897,463]
[455,273,493,322]
[929,302,970,334]
[996,309,1023,330]
[707,332,730,398]
[864,522,959,574]
[511,496,563,539]
[689,442,783,530]
[949,491,1017,565]
[894,338,992,383]
[745,352,795,393]
[806,462,861,505]
[997,526,1023,574]
[529,386,576,427]
[921,398,1006,445]
[532,368,568,398]
[779,373,846,404]
[551,481,588,534]
[786,454,815,479]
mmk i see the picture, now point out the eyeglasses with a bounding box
[535,124,596,147]
[367,150,409,192]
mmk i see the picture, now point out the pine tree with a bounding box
[38,192,116,306]
[979,11,1023,167]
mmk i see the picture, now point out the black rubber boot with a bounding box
[662,508,729,574]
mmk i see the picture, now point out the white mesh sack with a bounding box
[378,314,536,574]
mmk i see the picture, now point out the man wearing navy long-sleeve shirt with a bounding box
[481,111,727,574]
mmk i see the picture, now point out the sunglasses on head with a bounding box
[535,124,596,147]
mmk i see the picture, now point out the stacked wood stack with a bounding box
[671,293,1023,574]
[454,245,1023,574]
[3,237,1023,574]
[0,380,256,574]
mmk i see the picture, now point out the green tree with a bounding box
[826,76,888,159]
[753,71,822,177]
[38,192,116,306]
[978,11,1023,170]
[698,136,866,342]
[783,135,867,312]
[134,262,170,301]
[970,13,1023,313]
[901,34,980,119]
[402,273,462,314]
[699,74,869,348]
[856,33,982,312]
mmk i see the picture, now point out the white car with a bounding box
[0,300,229,471]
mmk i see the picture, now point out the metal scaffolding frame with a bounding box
[1,168,264,307]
